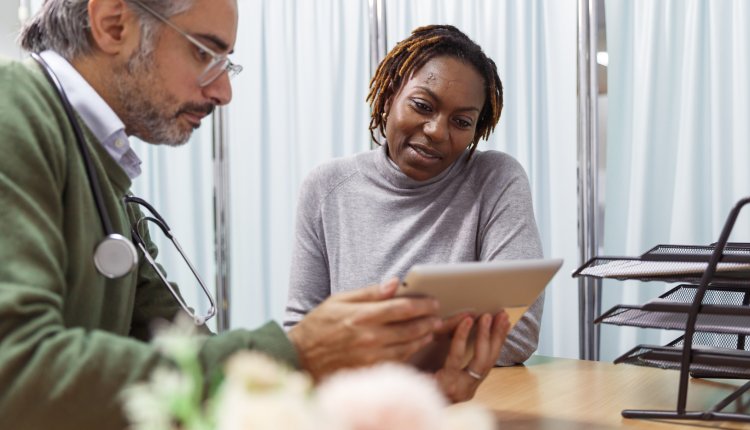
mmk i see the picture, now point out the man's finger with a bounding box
[376,333,436,363]
[371,315,442,346]
[345,295,440,325]
[331,277,400,303]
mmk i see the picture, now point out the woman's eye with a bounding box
[455,118,472,128]
[412,100,432,112]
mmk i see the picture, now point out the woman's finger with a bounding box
[467,313,493,374]
[488,311,510,360]
[444,316,473,370]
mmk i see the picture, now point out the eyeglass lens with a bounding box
[199,58,242,87]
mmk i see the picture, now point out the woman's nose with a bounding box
[423,116,449,143]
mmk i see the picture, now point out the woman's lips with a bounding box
[408,143,442,159]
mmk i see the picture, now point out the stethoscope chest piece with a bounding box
[94,233,139,279]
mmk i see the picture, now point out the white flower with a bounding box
[215,351,316,430]
[214,351,316,430]
[315,363,447,430]
[151,314,203,363]
[215,384,316,430]
[442,403,496,430]
[223,350,311,395]
[122,368,193,430]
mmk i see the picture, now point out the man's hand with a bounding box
[287,278,442,381]
[434,311,510,403]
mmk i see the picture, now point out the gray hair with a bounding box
[19,0,194,60]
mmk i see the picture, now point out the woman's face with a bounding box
[384,56,486,181]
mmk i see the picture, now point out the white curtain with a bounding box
[602,0,750,360]
[0,2,22,59]
[17,1,579,356]
[384,0,579,359]
[19,0,750,362]
[177,0,578,359]
[225,0,372,328]
[119,0,581,359]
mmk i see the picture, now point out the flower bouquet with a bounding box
[122,318,496,430]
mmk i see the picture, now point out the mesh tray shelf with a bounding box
[596,284,750,334]
[615,339,750,379]
[643,244,750,263]
[656,284,750,304]
[598,305,750,334]
[573,256,750,284]
[669,333,750,353]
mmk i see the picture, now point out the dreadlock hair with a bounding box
[366,25,503,157]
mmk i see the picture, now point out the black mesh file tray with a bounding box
[596,284,750,334]
[572,197,750,423]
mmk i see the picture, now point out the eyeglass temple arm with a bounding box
[131,0,221,58]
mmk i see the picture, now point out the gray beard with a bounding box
[112,52,194,146]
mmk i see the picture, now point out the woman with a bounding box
[284,25,543,401]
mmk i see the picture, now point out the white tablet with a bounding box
[395,258,563,327]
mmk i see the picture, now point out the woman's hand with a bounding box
[434,311,510,403]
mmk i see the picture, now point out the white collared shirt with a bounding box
[39,50,142,179]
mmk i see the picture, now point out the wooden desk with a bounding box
[471,356,750,429]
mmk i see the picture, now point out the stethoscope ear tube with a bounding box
[31,52,138,279]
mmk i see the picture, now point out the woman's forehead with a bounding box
[402,57,485,105]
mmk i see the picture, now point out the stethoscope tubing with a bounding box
[31,52,116,236]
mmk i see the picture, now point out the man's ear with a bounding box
[88,0,141,56]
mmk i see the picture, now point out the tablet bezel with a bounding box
[395,258,563,325]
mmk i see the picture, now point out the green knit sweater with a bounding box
[0,57,299,429]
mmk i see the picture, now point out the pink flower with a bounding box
[316,363,447,430]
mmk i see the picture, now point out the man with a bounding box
[0,1,447,428]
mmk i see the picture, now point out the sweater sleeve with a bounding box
[283,168,332,329]
[476,154,545,366]
[0,63,298,430]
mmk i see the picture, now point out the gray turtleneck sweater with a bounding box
[284,144,544,365]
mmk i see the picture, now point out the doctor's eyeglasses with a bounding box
[124,195,216,325]
[130,0,243,87]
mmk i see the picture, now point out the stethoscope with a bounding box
[31,52,216,325]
